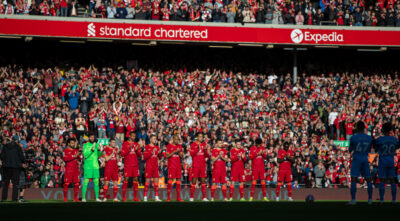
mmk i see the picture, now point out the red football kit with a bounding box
[121,140,142,201]
[62,148,80,201]
[249,145,267,198]
[143,144,161,178]
[189,141,209,199]
[276,148,295,198]
[103,146,119,182]
[143,144,161,198]
[166,143,183,201]
[229,147,246,199]
[211,148,228,199]
[167,144,183,179]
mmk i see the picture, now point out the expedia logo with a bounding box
[88,23,96,37]
[290,29,344,44]
[290,29,303,44]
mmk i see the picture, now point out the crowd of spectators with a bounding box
[0,64,400,190]
[1,0,400,26]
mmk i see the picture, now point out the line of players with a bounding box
[62,132,295,202]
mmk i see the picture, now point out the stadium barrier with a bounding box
[0,188,392,201]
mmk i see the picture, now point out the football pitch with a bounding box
[0,201,399,220]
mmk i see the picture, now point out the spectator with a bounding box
[115,3,127,19]
[40,170,52,188]
[314,161,326,188]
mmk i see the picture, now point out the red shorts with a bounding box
[124,165,139,178]
[191,167,207,179]
[230,168,245,182]
[104,166,119,181]
[278,170,292,183]
[212,168,227,184]
[168,167,182,179]
[145,166,159,178]
[252,168,266,181]
[64,169,80,183]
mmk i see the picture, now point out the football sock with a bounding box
[63,183,70,201]
[144,182,150,197]
[391,182,397,202]
[93,178,99,199]
[113,186,118,199]
[367,181,373,201]
[176,181,182,200]
[74,183,79,200]
[211,185,216,198]
[379,182,385,203]
[230,185,234,198]
[167,180,173,199]
[287,183,292,197]
[190,183,195,198]
[261,181,266,198]
[222,186,227,199]
[350,182,357,201]
[239,185,244,199]
[251,181,256,198]
[82,178,90,200]
[201,183,206,199]
[133,181,138,199]
[103,185,109,199]
[276,182,282,198]
[122,181,128,199]
[154,183,159,197]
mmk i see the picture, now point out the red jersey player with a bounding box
[229,140,247,201]
[249,138,269,201]
[63,138,80,202]
[143,135,162,202]
[166,135,184,202]
[276,142,294,201]
[189,133,210,202]
[211,139,229,201]
[121,132,142,202]
[102,139,120,202]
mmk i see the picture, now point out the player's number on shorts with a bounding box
[381,144,395,156]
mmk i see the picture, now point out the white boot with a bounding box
[276,197,280,202]
[96,198,102,202]
[144,196,148,202]
[155,196,162,202]
[189,198,194,202]
[288,197,293,202]
[202,198,209,202]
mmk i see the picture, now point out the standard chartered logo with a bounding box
[88,23,96,37]
[290,29,303,44]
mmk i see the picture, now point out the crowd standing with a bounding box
[0,64,400,193]
[1,0,400,26]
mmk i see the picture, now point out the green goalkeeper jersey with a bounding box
[83,142,102,170]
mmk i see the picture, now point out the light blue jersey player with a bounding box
[374,123,400,204]
[348,121,373,205]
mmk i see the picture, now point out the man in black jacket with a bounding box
[1,138,25,202]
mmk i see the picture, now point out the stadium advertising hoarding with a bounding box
[0,188,390,201]
[333,140,350,147]
[1,17,400,46]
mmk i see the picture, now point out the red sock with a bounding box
[167,180,172,200]
[230,185,234,199]
[276,182,282,198]
[103,185,109,199]
[133,181,138,200]
[211,185,216,198]
[176,181,181,200]
[74,183,79,201]
[201,183,207,199]
[287,183,292,197]
[222,186,227,199]
[190,183,195,198]
[154,183,159,197]
[63,183,69,201]
[251,181,256,198]
[239,185,244,199]
[261,181,266,198]
[144,182,150,197]
[113,186,118,199]
[122,181,128,200]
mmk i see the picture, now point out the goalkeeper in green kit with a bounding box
[82,133,103,202]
